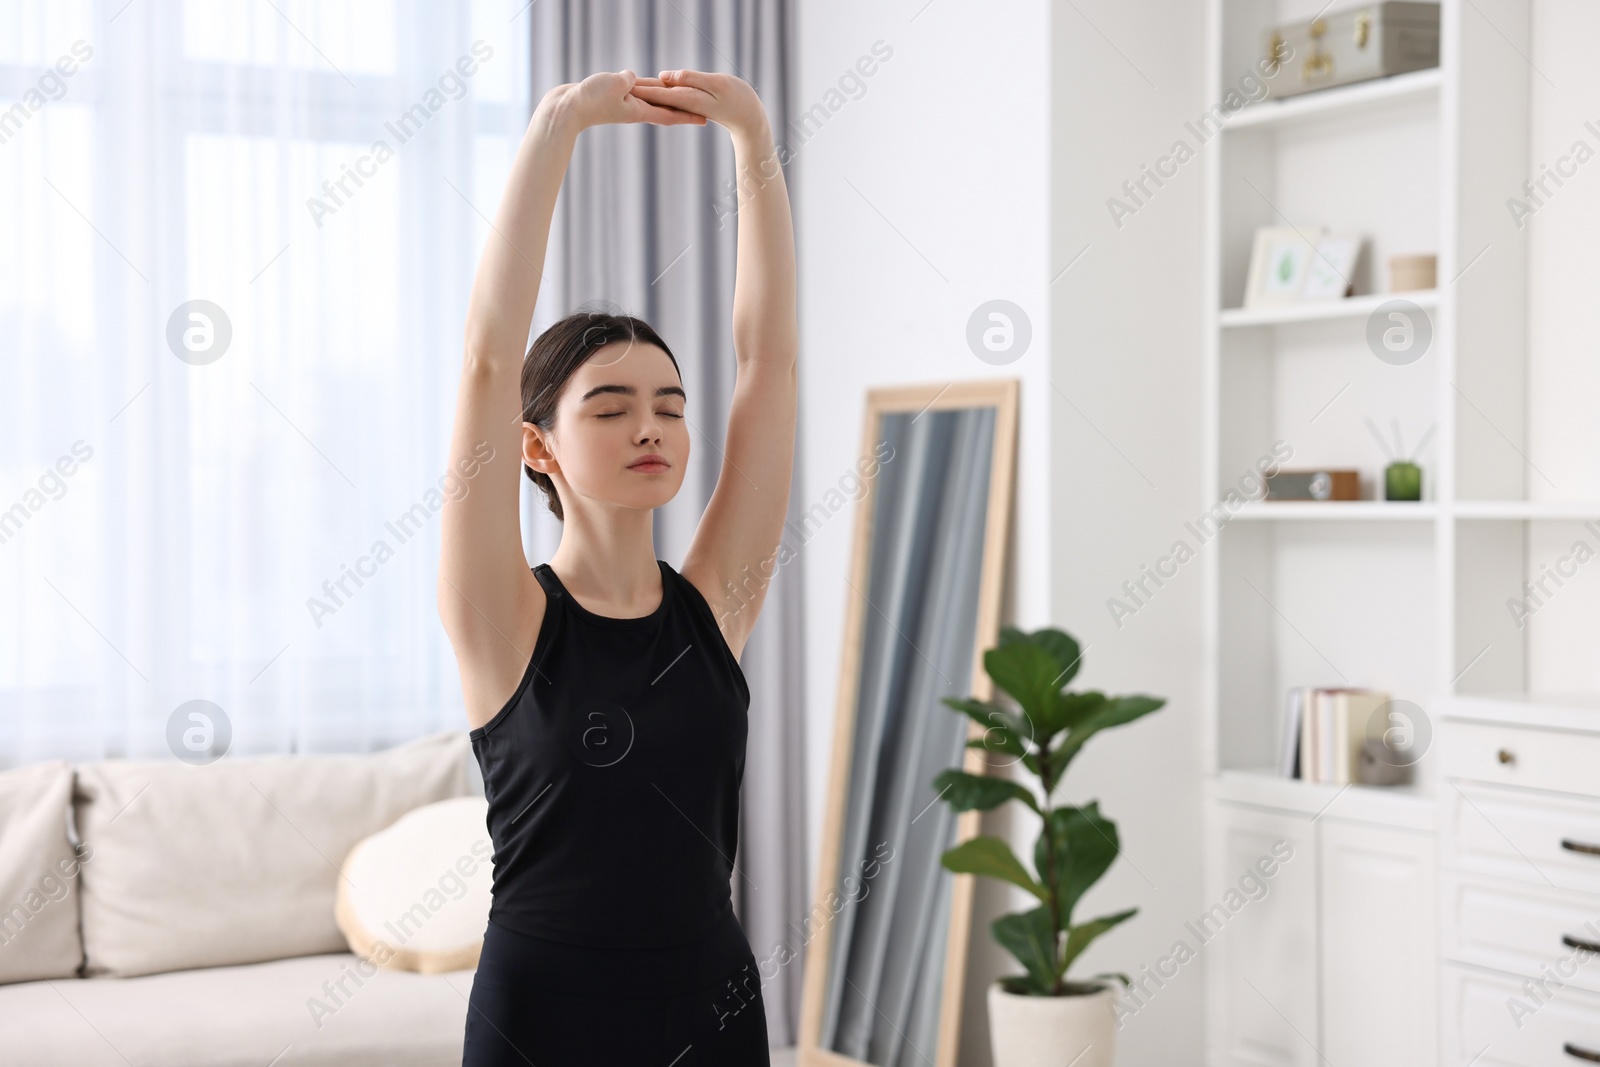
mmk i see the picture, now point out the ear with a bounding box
[522,421,558,474]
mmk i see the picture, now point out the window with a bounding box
[0,0,532,766]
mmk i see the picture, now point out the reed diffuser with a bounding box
[1366,416,1432,502]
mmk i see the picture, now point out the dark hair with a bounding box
[520,303,682,522]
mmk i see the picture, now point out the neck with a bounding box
[548,507,660,614]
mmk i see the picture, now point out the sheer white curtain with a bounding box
[0,0,542,768]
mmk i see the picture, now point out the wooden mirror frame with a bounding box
[799,378,1020,1067]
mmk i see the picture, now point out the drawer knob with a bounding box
[1561,838,1600,858]
[1563,934,1600,953]
[1497,748,1515,765]
[1565,1043,1600,1063]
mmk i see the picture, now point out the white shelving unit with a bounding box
[1196,2,1579,1065]
[1201,0,1554,793]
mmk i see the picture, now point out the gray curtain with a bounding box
[820,408,995,1066]
[527,0,807,1044]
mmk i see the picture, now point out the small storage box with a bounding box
[1262,2,1440,99]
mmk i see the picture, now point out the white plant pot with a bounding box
[987,980,1115,1067]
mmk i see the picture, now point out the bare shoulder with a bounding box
[450,567,548,733]
[678,558,757,662]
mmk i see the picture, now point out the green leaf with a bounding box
[998,627,1085,689]
[1060,907,1138,978]
[1099,694,1166,726]
[1038,690,1107,740]
[965,739,1041,778]
[1036,630,1086,688]
[931,769,1040,815]
[940,836,1047,901]
[1047,694,1166,779]
[982,643,1065,742]
[940,695,1014,729]
[992,905,1060,992]
[943,696,1033,760]
[1034,802,1120,928]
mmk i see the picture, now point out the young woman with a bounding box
[438,69,796,1066]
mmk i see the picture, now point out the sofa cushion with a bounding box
[0,760,86,983]
[74,731,471,978]
[335,796,492,974]
[0,951,476,1066]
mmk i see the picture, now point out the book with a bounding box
[1317,690,1336,782]
[1289,686,1389,784]
[1279,686,1307,778]
[1299,690,1320,783]
[1331,689,1389,783]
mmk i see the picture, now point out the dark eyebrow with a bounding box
[579,384,686,403]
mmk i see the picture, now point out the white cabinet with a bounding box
[1205,803,1319,1067]
[1205,794,1437,1067]
[1440,871,1600,994]
[1318,819,1437,1067]
[1439,699,1600,1067]
[1441,966,1600,1067]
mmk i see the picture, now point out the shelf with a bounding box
[1438,693,1600,734]
[1219,288,1438,329]
[1453,501,1600,520]
[1231,501,1600,521]
[1232,501,1437,521]
[1223,67,1442,132]
[1211,767,1434,831]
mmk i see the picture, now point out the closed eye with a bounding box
[598,412,684,419]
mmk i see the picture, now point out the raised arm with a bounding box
[631,71,799,657]
[439,73,704,726]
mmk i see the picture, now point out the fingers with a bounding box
[629,84,706,109]
[658,68,717,93]
[634,101,707,126]
[650,106,706,125]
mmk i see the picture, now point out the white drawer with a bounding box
[1441,871,1600,994]
[1443,964,1600,1067]
[1442,781,1600,895]
[1441,720,1600,800]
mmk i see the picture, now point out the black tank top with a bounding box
[468,558,751,948]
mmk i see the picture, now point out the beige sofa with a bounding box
[0,731,483,1067]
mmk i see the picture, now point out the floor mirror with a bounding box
[799,379,1019,1067]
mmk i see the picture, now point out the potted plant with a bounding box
[931,626,1164,1067]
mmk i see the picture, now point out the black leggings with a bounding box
[461,909,771,1066]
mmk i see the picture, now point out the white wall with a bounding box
[1527,0,1600,501]
[793,0,1208,1063]
[1524,0,1600,693]
[1047,2,1206,1065]
[793,1,1054,1063]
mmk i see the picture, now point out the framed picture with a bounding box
[1244,226,1364,307]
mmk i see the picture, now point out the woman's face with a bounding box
[528,340,689,517]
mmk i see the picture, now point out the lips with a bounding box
[628,455,669,472]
